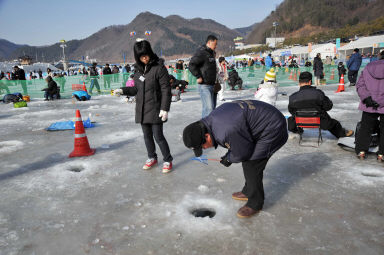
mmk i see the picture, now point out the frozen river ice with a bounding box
[0,84,383,254]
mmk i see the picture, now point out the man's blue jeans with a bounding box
[90,78,100,93]
[198,84,215,118]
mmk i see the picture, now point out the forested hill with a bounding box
[246,0,384,43]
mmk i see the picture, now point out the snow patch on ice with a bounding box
[343,164,384,186]
[0,141,24,155]
[197,185,209,193]
[11,158,114,194]
[100,130,142,143]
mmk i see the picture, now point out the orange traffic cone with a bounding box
[293,72,297,81]
[82,82,87,92]
[335,74,345,93]
[69,110,95,157]
[288,70,293,80]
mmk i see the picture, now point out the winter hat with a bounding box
[183,121,207,157]
[264,68,276,82]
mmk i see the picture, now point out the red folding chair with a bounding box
[295,110,322,146]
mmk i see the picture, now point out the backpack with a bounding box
[3,93,22,104]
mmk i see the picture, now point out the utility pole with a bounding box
[60,39,67,71]
[273,22,279,48]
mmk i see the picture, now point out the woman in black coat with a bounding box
[126,40,173,173]
[313,53,324,86]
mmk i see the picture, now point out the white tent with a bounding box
[338,35,384,60]
[309,43,336,59]
[233,54,253,60]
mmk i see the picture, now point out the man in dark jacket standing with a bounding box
[89,62,101,94]
[313,53,323,86]
[102,63,112,89]
[183,100,288,218]
[287,72,354,138]
[347,48,362,87]
[189,35,218,118]
[14,66,27,94]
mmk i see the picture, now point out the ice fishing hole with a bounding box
[68,166,84,173]
[361,172,382,178]
[190,208,216,218]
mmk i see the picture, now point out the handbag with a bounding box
[214,82,222,93]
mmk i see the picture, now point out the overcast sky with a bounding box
[0,0,284,46]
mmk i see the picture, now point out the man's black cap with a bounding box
[183,121,206,157]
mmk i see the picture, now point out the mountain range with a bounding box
[0,12,240,63]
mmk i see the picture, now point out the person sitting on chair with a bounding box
[287,72,354,138]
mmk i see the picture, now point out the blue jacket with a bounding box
[347,52,362,71]
[202,100,288,163]
[265,56,273,69]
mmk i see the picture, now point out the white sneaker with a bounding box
[162,162,173,173]
[143,158,157,170]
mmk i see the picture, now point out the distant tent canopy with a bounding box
[55,62,76,70]
[338,35,384,59]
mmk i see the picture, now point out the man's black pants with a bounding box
[355,111,384,155]
[141,123,173,162]
[241,158,270,211]
[348,70,359,84]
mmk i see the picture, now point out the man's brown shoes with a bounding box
[236,205,260,218]
[232,192,248,201]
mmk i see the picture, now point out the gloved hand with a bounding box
[114,88,123,97]
[220,154,232,167]
[363,96,380,110]
[159,110,168,121]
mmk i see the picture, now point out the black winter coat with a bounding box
[127,55,171,124]
[202,100,288,162]
[171,79,188,90]
[189,45,217,85]
[16,69,26,80]
[103,67,112,75]
[338,65,346,75]
[228,70,242,85]
[45,80,58,95]
[288,86,333,117]
[175,63,184,70]
[313,57,324,77]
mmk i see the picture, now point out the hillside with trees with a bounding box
[246,0,384,44]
